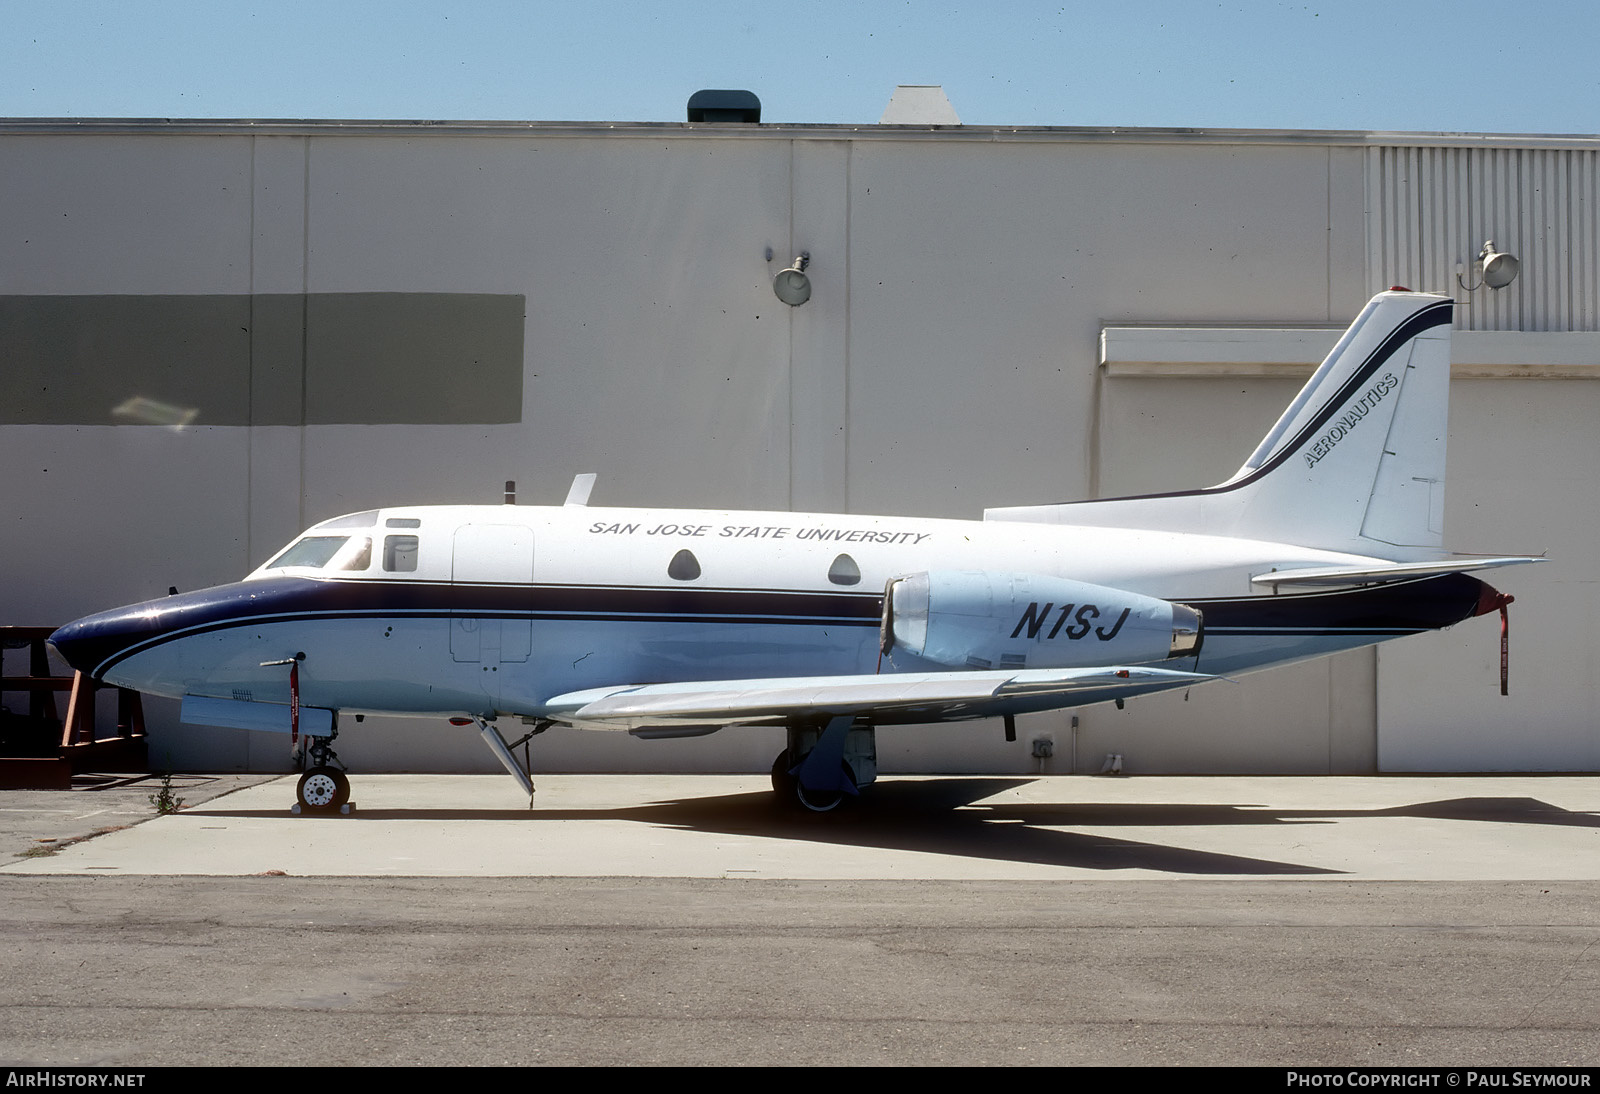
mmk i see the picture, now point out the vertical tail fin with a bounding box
[985,291,1456,560]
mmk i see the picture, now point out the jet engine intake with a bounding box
[881,570,1202,670]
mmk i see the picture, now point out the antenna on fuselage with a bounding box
[564,473,597,507]
[504,480,516,505]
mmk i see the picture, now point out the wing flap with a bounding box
[544,666,1214,729]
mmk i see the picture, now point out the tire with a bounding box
[770,750,796,797]
[296,766,350,812]
[793,762,855,813]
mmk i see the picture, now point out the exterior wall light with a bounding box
[773,252,812,306]
[1458,239,1520,291]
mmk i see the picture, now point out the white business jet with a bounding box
[50,290,1538,811]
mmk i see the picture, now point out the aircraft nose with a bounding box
[47,618,92,675]
[49,579,304,686]
[49,601,172,681]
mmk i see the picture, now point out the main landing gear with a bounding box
[772,716,877,813]
[294,728,350,814]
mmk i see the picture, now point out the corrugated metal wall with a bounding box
[1368,145,1600,331]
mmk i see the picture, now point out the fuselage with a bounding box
[49,502,1492,725]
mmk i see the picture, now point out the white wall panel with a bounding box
[845,141,1341,521]
[786,140,851,513]
[249,136,308,295]
[0,135,251,294]
[0,425,250,623]
[1378,379,1600,771]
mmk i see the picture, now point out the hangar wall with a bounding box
[2,119,1594,774]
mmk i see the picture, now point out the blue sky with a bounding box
[2,1,1596,134]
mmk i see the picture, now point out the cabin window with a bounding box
[266,536,350,570]
[667,548,701,581]
[828,553,861,586]
[386,517,421,528]
[383,535,419,573]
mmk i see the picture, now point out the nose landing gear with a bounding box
[296,766,350,811]
[293,728,351,814]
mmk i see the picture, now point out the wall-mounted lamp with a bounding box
[1457,239,1520,291]
[773,252,812,306]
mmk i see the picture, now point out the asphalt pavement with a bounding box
[2,772,1597,1067]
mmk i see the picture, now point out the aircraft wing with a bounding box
[542,665,1215,731]
[1250,556,1544,588]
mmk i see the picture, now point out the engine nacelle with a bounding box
[882,570,1202,670]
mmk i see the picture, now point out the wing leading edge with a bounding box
[543,665,1215,731]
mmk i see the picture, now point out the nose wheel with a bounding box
[293,730,350,813]
[296,766,350,812]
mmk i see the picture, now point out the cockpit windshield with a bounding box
[264,535,372,572]
[266,536,348,569]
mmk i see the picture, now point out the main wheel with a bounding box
[770,750,796,797]
[296,766,350,812]
[793,762,855,814]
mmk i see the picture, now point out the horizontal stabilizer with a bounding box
[1251,556,1544,588]
[545,665,1214,729]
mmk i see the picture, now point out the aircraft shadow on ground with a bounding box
[196,780,1600,877]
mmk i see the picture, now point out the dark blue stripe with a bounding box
[51,577,885,679]
[1190,573,1485,633]
[54,570,1489,683]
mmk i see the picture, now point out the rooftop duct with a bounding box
[687,89,761,123]
[879,85,961,125]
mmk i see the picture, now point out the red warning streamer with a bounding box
[1499,600,1510,698]
[1473,585,1515,697]
[290,660,301,746]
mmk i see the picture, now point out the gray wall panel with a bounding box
[0,293,523,425]
[0,294,250,425]
[302,293,524,424]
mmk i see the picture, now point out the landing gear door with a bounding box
[451,524,534,664]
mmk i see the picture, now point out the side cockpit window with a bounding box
[338,537,372,571]
[384,535,420,573]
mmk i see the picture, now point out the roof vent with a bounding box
[688,89,761,123]
[879,85,961,126]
